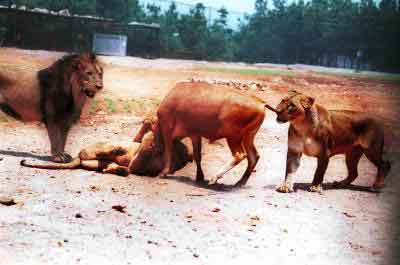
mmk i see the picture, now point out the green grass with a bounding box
[123,101,132,113]
[315,71,400,83]
[125,98,160,115]
[200,65,400,83]
[88,97,160,116]
[104,98,116,113]
[88,99,99,114]
[199,66,296,77]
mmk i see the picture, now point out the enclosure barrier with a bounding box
[0,7,160,58]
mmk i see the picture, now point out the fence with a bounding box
[0,7,161,58]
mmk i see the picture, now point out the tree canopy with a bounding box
[4,0,400,72]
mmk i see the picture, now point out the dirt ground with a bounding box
[0,48,399,265]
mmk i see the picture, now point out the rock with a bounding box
[0,197,16,206]
[112,205,127,213]
[343,212,356,218]
[75,213,83,218]
[250,216,260,221]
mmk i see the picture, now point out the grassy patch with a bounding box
[104,98,116,113]
[315,71,400,83]
[88,99,99,114]
[88,97,160,116]
[199,66,296,77]
[124,98,160,116]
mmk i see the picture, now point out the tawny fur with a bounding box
[0,54,103,163]
[21,131,193,177]
[273,90,391,193]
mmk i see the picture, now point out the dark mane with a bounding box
[39,53,97,81]
[50,54,80,70]
[37,54,80,88]
[37,53,95,123]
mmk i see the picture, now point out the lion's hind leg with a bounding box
[81,160,103,171]
[358,122,390,191]
[95,145,128,159]
[364,146,391,191]
[333,147,363,189]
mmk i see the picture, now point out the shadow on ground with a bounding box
[0,150,52,161]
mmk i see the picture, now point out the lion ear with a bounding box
[71,58,81,70]
[288,90,299,96]
[300,96,315,109]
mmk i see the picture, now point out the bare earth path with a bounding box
[0,48,399,265]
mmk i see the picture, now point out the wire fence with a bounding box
[0,1,250,59]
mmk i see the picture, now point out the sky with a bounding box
[141,0,257,28]
[179,0,255,13]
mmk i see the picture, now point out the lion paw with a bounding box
[208,177,220,186]
[157,171,168,178]
[309,184,323,193]
[52,153,73,163]
[276,183,294,193]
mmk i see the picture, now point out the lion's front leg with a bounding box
[277,149,302,193]
[309,153,329,193]
[46,119,72,163]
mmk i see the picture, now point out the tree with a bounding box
[96,0,128,21]
[207,7,235,61]
[145,3,161,24]
[160,2,184,55]
[177,3,208,58]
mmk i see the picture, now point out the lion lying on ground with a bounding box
[21,118,193,176]
[269,90,391,193]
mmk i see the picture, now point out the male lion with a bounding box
[0,53,103,162]
[271,90,390,193]
[20,129,193,177]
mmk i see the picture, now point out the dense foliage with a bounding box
[3,0,400,72]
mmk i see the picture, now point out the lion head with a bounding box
[39,53,104,99]
[70,53,103,98]
[275,90,315,123]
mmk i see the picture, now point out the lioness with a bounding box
[271,90,390,193]
[21,130,193,177]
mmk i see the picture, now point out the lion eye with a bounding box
[87,71,93,76]
[288,104,295,112]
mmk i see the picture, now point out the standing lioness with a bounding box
[272,90,390,193]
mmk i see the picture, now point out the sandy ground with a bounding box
[0,48,400,265]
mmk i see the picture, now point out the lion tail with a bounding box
[264,104,278,113]
[20,157,81,169]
